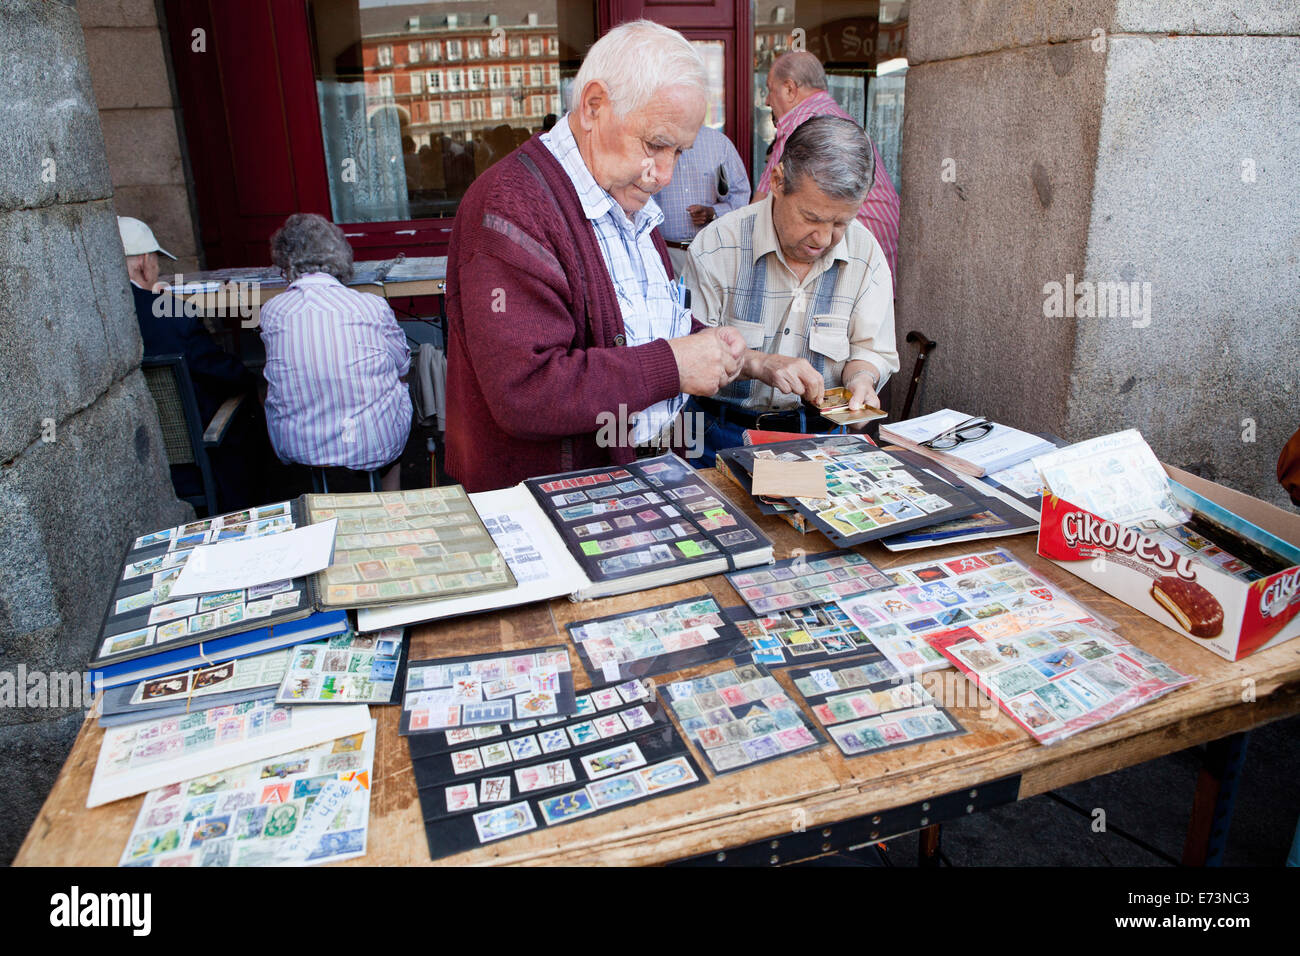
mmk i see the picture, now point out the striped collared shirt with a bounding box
[261,273,412,471]
[757,91,901,285]
[541,115,691,444]
[655,125,752,243]
[682,194,899,412]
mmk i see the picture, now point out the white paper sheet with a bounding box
[171,519,337,597]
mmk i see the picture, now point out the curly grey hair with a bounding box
[780,116,875,204]
[269,213,354,282]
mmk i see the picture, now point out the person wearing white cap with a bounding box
[119,216,262,510]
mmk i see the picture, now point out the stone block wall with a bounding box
[79,0,201,275]
[0,0,190,863]
[899,0,1300,505]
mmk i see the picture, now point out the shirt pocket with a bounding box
[807,314,851,363]
[729,322,767,350]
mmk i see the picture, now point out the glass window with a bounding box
[309,1,595,222]
[691,39,726,129]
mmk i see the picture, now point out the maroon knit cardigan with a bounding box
[444,134,698,492]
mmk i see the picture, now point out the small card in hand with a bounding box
[813,387,888,427]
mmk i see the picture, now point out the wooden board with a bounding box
[15,470,1300,866]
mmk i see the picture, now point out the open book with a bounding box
[880,409,1057,477]
[357,453,774,631]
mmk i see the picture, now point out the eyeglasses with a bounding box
[921,417,994,450]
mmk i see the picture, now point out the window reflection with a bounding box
[309,1,593,223]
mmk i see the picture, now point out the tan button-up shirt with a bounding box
[682,195,898,411]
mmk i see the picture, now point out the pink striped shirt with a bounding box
[758,91,900,286]
[261,273,412,471]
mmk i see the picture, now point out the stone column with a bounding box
[897,0,1299,505]
[0,0,190,862]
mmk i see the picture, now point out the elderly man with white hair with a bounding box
[443,19,746,492]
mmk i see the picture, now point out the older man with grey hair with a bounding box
[682,116,900,465]
[443,19,746,492]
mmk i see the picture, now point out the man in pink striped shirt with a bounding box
[756,51,900,287]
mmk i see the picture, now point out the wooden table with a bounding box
[15,472,1300,866]
[165,257,448,318]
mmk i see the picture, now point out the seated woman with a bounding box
[261,213,412,491]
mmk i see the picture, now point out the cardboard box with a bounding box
[1037,465,1300,661]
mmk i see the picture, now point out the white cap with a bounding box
[117,216,176,259]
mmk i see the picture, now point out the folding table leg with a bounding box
[1182,731,1250,867]
[918,823,942,867]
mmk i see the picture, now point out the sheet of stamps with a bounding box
[125,649,290,708]
[90,699,370,808]
[789,656,965,757]
[1143,524,1269,583]
[727,599,903,670]
[308,486,515,608]
[726,548,892,617]
[118,723,376,867]
[720,436,981,546]
[408,677,651,762]
[400,646,576,734]
[836,548,1105,675]
[276,627,406,704]
[524,453,770,584]
[566,596,749,682]
[660,662,824,775]
[98,502,303,662]
[413,677,704,858]
[930,620,1194,745]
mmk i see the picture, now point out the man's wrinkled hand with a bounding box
[845,366,880,411]
[715,326,746,383]
[669,328,745,396]
[756,354,825,406]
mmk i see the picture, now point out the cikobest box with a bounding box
[1037,466,1300,662]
